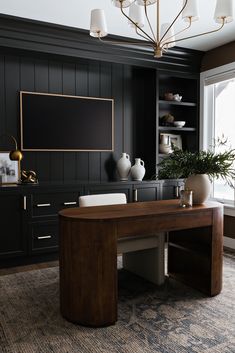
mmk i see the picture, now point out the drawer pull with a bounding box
[133,189,138,202]
[23,196,27,210]
[36,203,51,207]
[37,235,52,240]
[63,201,77,206]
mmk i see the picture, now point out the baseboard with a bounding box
[224,236,235,250]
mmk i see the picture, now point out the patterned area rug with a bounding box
[0,253,235,353]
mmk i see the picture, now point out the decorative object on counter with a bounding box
[158,136,235,204]
[164,92,174,101]
[173,94,182,102]
[179,189,193,207]
[21,170,38,184]
[160,113,175,126]
[117,152,131,181]
[0,151,20,185]
[173,121,186,128]
[131,158,145,181]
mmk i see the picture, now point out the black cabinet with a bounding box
[162,180,184,200]
[0,179,181,267]
[0,191,27,258]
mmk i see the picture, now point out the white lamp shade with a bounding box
[90,9,108,38]
[214,0,233,24]
[112,0,135,8]
[182,0,199,22]
[136,0,157,6]
[128,3,145,28]
[160,23,176,49]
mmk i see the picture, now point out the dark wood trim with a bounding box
[0,14,204,71]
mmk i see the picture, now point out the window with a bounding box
[201,65,235,205]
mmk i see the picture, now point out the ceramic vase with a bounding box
[131,158,145,181]
[117,152,131,181]
[185,174,211,204]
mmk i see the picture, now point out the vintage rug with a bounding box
[0,253,235,353]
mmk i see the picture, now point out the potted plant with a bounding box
[157,138,235,204]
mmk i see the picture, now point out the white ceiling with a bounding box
[0,0,235,52]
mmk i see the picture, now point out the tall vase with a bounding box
[185,174,211,204]
[131,158,145,181]
[117,153,131,181]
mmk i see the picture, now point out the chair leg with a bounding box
[122,233,165,285]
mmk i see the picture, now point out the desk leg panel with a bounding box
[59,218,117,327]
[211,207,223,296]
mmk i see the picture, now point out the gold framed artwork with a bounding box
[0,151,20,185]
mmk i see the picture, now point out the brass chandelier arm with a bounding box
[120,2,155,44]
[164,18,225,47]
[144,1,157,42]
[135,26,154,43]
[160,0,189,43]
[161,19,192,45]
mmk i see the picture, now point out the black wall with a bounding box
[0,51,148,182]
[0,15,203,183]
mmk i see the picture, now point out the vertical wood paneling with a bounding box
[62,62,76,182]
[0,51,138,185]
[75,62,89,181]
[5,56,20,142]
[34,59,50,182]
[0,55,6,148]
[20,57,36,173]
[48,61,64,182]
[88,60,101,182]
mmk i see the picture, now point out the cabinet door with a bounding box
[30,220,58,254]
[132,183,161,202]
[0,194,26,258]
[162,180,184,200]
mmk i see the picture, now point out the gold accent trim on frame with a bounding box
[20,91,114,152]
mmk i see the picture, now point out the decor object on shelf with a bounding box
[160,133,182,151]
[160,113,175,125]
[117,152,131,181]
[131,158,145,181]
[0,151,20,185]
[21,170,38,184]
[90,0,233,59]
[157,138,235,204]
[173,121,186,128]
[159,134,171,154]
[0,134,23,183]
[164,92,174,101]
[173,94,182,102]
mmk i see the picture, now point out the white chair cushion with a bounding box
[79,193,127,207]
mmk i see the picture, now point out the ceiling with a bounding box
[0,0,235,52]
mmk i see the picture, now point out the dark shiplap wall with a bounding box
[0,52,141,183]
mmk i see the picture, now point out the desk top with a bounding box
[59,199,223,221]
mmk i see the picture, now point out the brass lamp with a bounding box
[0,134,23,161]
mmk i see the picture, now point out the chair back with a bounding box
[79,193,127,207]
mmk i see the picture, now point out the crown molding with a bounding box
[0,14,204,71]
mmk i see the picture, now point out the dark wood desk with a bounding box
[59,199,223,327]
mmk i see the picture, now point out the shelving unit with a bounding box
[156,70,200,171]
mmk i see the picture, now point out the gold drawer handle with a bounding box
[36,203,51,207]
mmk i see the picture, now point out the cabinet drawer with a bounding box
[30,222,58,253]
[31,192,79,217]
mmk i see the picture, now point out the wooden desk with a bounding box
[59,199,223,327]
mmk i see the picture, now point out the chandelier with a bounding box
[90,0,234,58]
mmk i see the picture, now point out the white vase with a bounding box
[185,174,211,204]
[117,153,131,181]
[131,158,145,181]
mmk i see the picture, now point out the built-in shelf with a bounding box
[159,126,196,132]
[159,99,197,107]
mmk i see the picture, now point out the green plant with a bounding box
[157,139,235,188]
